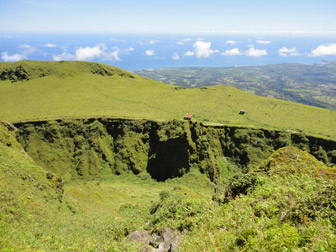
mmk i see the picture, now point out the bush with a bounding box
[149,193,212,232]
[224,172,259,203]
[286,182,336,225]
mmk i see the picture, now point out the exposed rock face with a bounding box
[14,118,336,182]
[127,227,179,252]
[127,230,151,243]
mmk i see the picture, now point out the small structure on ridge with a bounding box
[184,114,193,120]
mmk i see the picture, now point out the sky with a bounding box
[0,0,336,35]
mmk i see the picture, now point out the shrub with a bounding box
[223,172,259,203]
[149,193,213,232]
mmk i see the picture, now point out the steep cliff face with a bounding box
[15,118,336,182]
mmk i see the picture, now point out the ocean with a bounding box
[1,34,336,70]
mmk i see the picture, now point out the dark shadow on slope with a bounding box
[147,137,190,181]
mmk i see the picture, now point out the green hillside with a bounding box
[1,61,336,251]
[1,121,336,251]
[1,61,336,139]
[134,62,336,110]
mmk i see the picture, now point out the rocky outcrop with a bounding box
[127,227,179,252]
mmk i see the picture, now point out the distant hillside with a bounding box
[0,60,134,81]
[134,61,336,110]
[1,60,336,139]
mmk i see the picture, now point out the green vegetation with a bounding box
[1,121,336,251]
[13,119,336,183]
[179,147,336,251]
[1,61,336,251]
[1,61,336,139]
[0,121,214,251]
[134,61,336,110]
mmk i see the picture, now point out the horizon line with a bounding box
[1,30,336,36]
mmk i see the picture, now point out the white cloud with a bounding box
[185,41,218,58]
[256,40,272,44]
[177,38,192,45]
[18,44,36,54]
[310,43,336,56]
[1,52,27,62]
[184,51,194,56]
[138,39,159,45]
[104,47,134,61]
[172,52,180,60]
[1,44,36,62]
[245,47,268,57]
[278,47,300,57]
[222,48,241,56]
[53,44,133,62]
[225,40,240,45]
[145,50,155,56]
[45,43,56,48]
[125,47,134,53]
[221,47,267,57]
[75,45,105,60]
[19,44,32,49]
[148,39,159,45]
[105,50,121,61]
[52,52,75,61]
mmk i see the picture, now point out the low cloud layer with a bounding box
[53,44,133,61]
[185,41,218,58]
[310,43,336,56]
[222,47,267,57]
[279,47,300,57]
[1,44,36,62]
[1,52,27,61]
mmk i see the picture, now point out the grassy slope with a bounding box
[134,62,336,110]
[1,61,336,139]
[2,121,335,251]
[179,147,336,251]
[0,121,215,251]
[0,122,214,251]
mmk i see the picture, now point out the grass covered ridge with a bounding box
[0,60,134,81]
[1,61,336,139]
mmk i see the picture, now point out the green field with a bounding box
[1,61,336,139]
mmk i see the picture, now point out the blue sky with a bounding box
[0,0,336,34]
